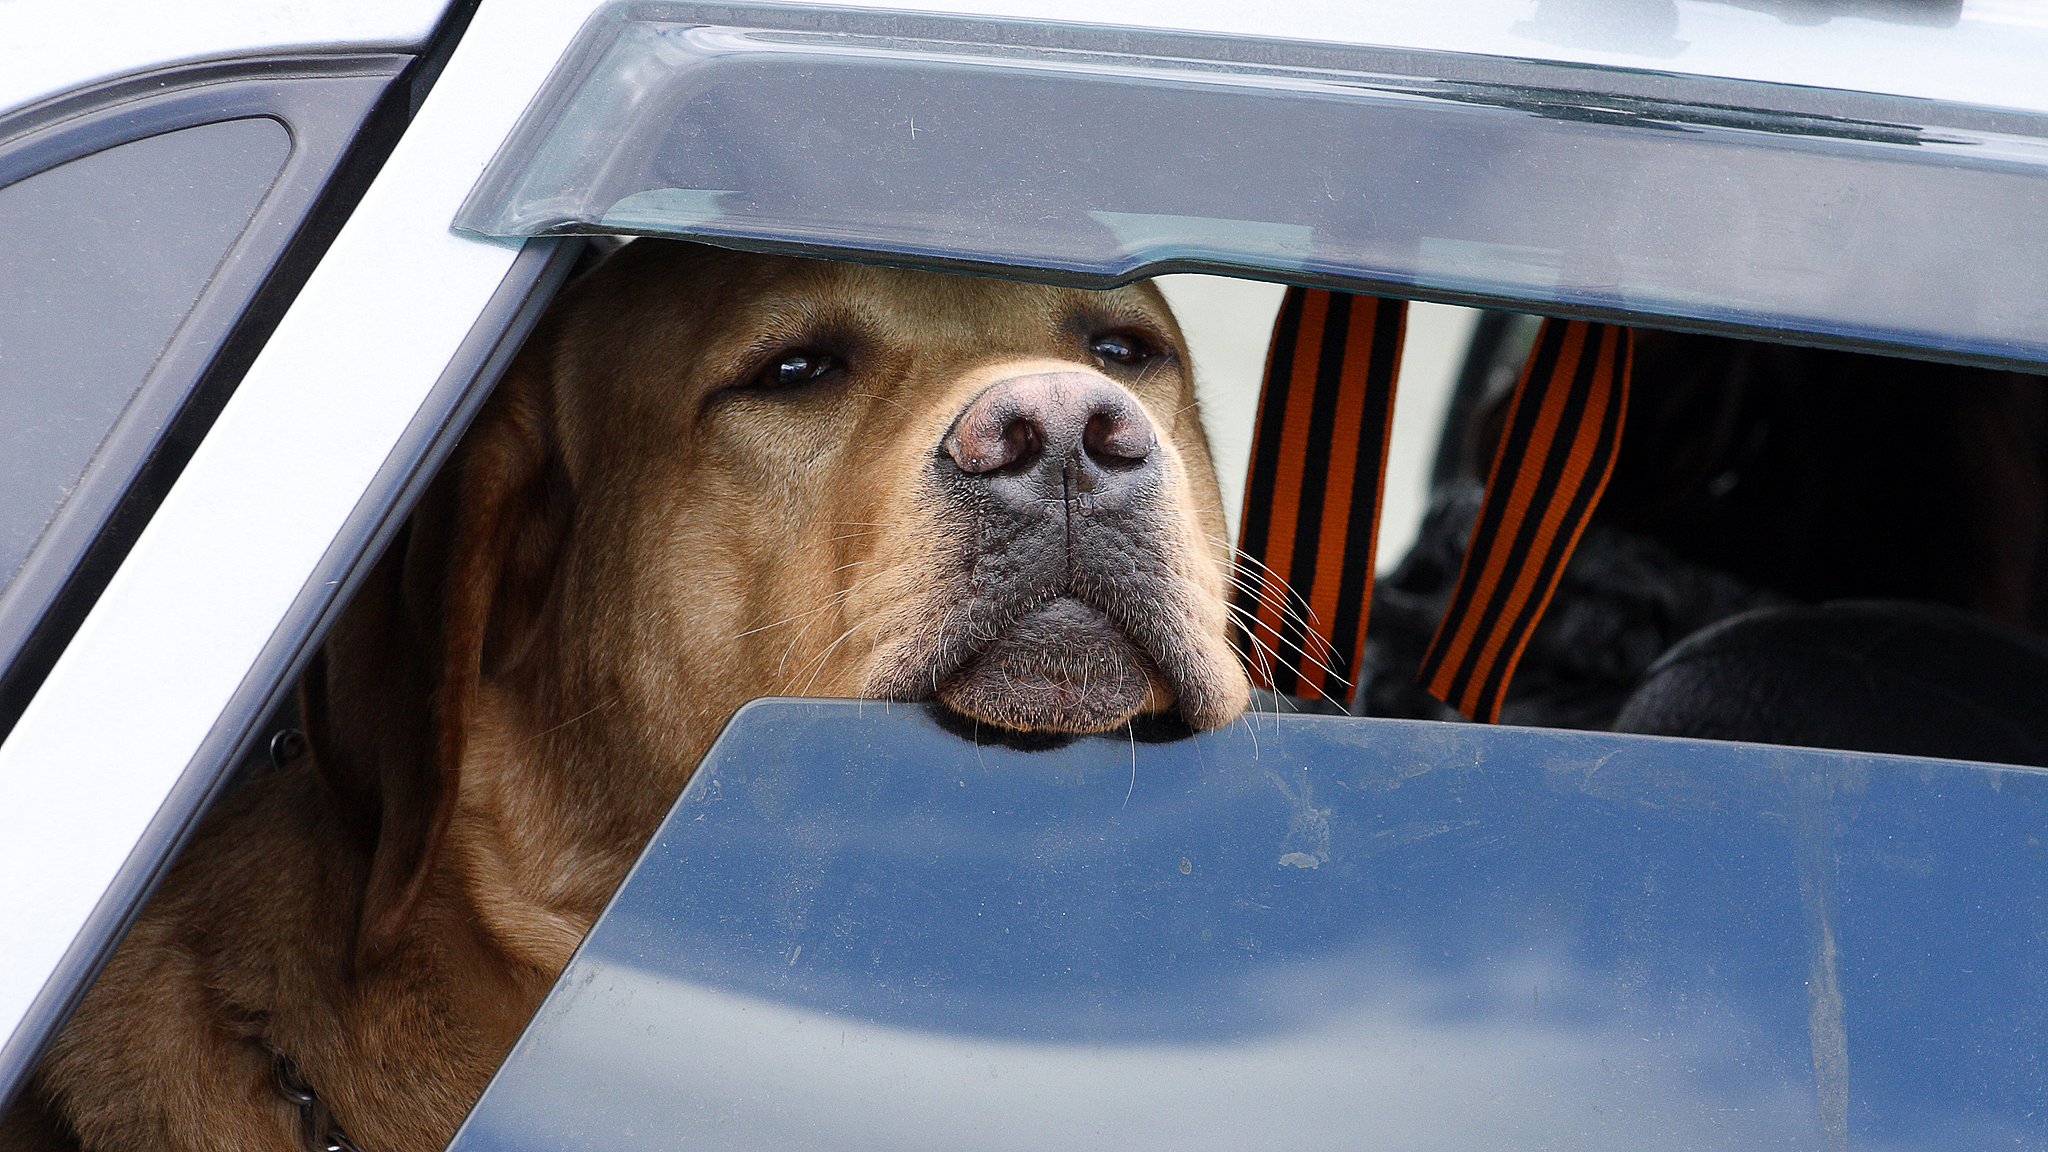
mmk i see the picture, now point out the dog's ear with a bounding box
[301,353,570,973]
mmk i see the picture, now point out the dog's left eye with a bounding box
[756,349,840,389]
[1089,332,1156,367]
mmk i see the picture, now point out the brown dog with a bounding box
[5,241,1251,1151]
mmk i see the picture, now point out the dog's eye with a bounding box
[1089,332,1155,367]
[756,349,839,389]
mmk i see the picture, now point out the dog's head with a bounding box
[304,241,1249,966]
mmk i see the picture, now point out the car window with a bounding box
[13,2,2048,1144]
[0,118,290,586]
[451,699,2048,1151]
[442,0,2048,760]
[0,56,408,730]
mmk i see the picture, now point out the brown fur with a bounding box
[9,242,1250,1151]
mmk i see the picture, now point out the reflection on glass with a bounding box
[0,118,289,589]
[452,701,2048,1150]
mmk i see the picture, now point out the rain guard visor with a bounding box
[456,2,2048,372]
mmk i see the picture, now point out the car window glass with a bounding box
[451,700,2048,1150]
[0,116,289,587]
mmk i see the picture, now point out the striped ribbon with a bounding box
[1233,288,1406,704]
[1416,318,1634,721]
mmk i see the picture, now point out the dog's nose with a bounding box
[943,372,1158,502]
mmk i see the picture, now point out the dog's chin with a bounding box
[935,597,1172,734]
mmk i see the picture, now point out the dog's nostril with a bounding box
[1083,409,1155,469]
[945,372,1157,485]
[945,412,1045,475]
[1002,416,1044,472]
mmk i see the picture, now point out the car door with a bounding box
[0,0,585,1107]
[7,0,2048,1143]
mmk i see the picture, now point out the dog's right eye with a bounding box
[752,349,840,390]
[1089,333,1150,366]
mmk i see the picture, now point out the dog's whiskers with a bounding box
[1209,534,1344,667]
[1217,596,1351,714]
[516,697,618,748]
[1213,537,1339,634]
[737,576,874,641]
[1219,566,1343,668]
[1121,719,1138,812]
[734,600,838,640]
[793,610,876,697]
[1222,602,1349,708]
[771,571,887,679]
[1230,614,1288,749]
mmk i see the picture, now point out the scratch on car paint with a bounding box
[1807,915,1848,1152]
[1364,819,1480,855]
[1581,748,1621,782]
[1268,770,1332,867]
[1794,765,1849,1152]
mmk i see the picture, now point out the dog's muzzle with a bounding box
[910,370,1206,732]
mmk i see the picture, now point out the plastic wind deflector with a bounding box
[456,2,2048,372]
[449,700,2048,1151]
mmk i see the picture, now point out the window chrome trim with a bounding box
[0,0,608,1110]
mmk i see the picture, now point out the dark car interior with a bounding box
[1362,317,2048,765]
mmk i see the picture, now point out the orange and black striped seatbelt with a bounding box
[1233,288,1405,704]
[1236,288,1632,721]
[1416,318,1632,721]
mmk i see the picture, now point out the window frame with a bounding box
[0,55,417,729]
[0,0,594,1107]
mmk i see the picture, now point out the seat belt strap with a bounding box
[1417,318,1633,721]
[1233,287,1405,705]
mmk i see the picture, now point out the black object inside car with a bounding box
[1364,324,2048,737]
[1613,600,2048,767]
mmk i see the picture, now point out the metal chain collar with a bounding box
[267,1044,367,1152]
